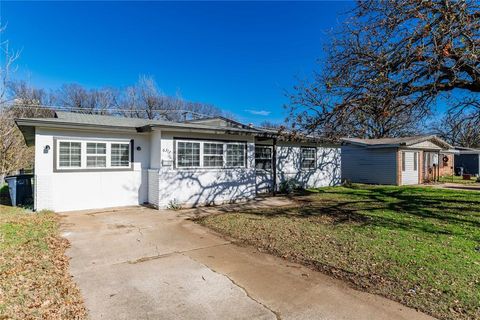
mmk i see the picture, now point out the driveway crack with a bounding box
[121,242,231,265]
[183,253,281,320]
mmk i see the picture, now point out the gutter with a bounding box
[15,119,139,133]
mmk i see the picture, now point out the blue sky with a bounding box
[1,1,353,124]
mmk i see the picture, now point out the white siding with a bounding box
[408,141,442,150]
[276,143,341,188]
[255,170,273,193]
[34,128,150,212]
[341,145,398,185]
[156,131,257,208]
[33,127,342,212]
[149,130,161,169]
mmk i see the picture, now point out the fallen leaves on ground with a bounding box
[0,206,87,319]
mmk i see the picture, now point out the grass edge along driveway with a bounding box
[199,185,480,320]
[0,205,86,320]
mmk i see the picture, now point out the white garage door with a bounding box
[401,151,419,185]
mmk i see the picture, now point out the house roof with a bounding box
[185,116,253,129]
[15,111,339,147]
[14,111,270,146]
[453,146,480,154]
[341,135,453,149]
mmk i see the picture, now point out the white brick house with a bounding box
[16,112,341,212]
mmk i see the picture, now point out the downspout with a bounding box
[272,138,277,196]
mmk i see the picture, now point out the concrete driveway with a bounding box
[61,201,435,320]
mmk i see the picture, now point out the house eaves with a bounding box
[15,118,140,146]
[341,135,452,150]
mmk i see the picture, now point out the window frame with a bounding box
[203,142,225,168]
[300,146,317,171]
[255,145,273,171]
[54,138,132,172]
[174,139,247,169]
[176,140,201,168]
[225,142,246,168]
[110,142,131,168]
[86,142,107,168]
[58,141,82,169]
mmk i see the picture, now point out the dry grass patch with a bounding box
[0,205,86,319]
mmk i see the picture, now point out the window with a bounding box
[203,143,224,167]
[255,146,272,170]
[175,140,246,169]
[111,143,130,167]
[413,152,418,171]
[402,152,406,171]
[177,141,200,167]
[59,141,81,168]
[226,143,245,167]
[86,142,106,168]
[56,139,132,171]
[301,147,316,170]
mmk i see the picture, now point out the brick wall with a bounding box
[147,169,159,208]
[439,153,454,177]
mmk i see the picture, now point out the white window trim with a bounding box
[176,140,202,168]
[300,146,317,171]
[58,141,82,169]
[55,138,131,171]
[175,139,247,169]
[255,145,273,171]
[203,142,225,169]
[110,142,131,168]
[86,142,107,168]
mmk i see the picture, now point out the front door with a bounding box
[255,145,274,193]
[401,151,419,185]
[423,152,439,182]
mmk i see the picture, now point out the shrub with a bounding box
[167,198,182,210]
[279,179,303,194]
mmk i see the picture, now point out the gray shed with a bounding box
[341,135,454,186]
[454,147,480,176]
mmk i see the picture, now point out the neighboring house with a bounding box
[454,147,480,176]
[15,112,341,212]
[341,135,454,186]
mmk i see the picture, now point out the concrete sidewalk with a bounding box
[60,203,435,320]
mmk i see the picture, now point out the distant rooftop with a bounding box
[342,135,452,149]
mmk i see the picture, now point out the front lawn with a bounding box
[199,185,480,320]
[0,205,86,319]
[439,175,479,185]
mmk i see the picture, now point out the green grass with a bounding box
[439,175,480,184]
[0,205,86,319]
[199,185,480,320]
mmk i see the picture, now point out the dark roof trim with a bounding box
[186,116,256,130]
[342,135,452,150]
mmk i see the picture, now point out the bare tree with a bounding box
[0,24,20,104]
[119,75,173,119]
[0,81,56,181]
[119,75,226,121]
[56,83,119,114]
[431,97,480,148]
[0,26,27,181]
[259,120,284,130]
[288,0,479,139]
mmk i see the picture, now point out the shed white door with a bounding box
[401,151,419,185]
